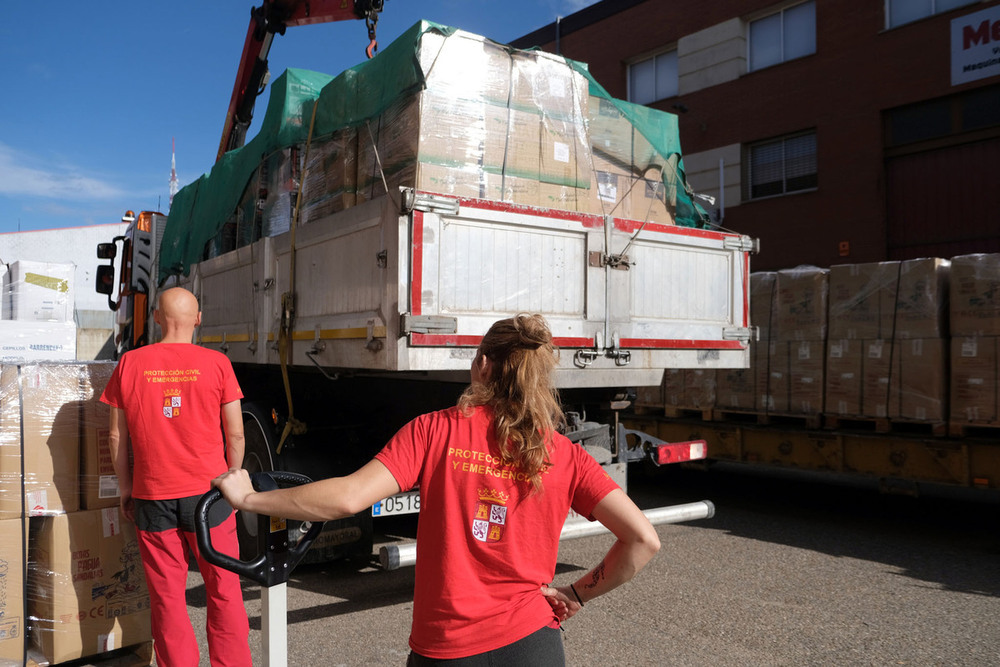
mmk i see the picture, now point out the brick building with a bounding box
[513,0,1000,271]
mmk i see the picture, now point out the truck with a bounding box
[96,5,757,562]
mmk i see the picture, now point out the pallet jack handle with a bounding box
[196,471,323,666]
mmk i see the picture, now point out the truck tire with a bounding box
[237,403,278,560]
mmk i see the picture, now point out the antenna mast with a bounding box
[169,137,179,208]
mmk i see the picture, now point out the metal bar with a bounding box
[379,501,715,571]
[262,582,288,667]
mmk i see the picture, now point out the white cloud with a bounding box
[0,142,124,201]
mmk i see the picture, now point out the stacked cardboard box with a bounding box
[80,362,120,510]
[950,254,1000,424]
[0,261,78,364]
[824,261,900,419]
[28,508,150,665]
[0,517,26,665]
[3,261,75,324]
[890,258,949,422]
[0,364,81,518]
[662,369,716,411]
[716,272,775,412]
[768,266,828,414]
[289,28,675,233]
[0,362,147,665]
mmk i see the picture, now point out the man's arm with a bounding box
[221,399,245,470]
[108,407,135,522]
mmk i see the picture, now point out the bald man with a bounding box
[102,287,251,667]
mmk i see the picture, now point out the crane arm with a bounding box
[217,0,384,162]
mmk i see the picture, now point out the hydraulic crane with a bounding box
[217,0,385,161]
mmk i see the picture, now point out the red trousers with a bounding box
[136,513,252,667]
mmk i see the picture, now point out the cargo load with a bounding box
[161,21,709,281]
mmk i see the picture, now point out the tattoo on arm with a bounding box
[585,560,606,590]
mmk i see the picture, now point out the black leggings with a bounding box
[407,626,565,667]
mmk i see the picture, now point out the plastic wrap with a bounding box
[0,362,149,665]
[301,129,358,224]
[662,368,716,411]
[828,261,899,340]
[2,261,75,324]
[27,509,150,665]
[162,21,707,279]
[949,253,1000,337]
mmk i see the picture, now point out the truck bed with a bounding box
[178,190,754,388]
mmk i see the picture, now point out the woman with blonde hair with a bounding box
[213,313,660,666]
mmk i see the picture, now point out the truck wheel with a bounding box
[237,404,277,559]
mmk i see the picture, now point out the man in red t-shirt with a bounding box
[101,287,251,667]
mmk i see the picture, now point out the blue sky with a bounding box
[0,1,595,235]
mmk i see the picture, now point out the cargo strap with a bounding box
[276,99,320,455]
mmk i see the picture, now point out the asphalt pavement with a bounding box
[167,463,1000,666]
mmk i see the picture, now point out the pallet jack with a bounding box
[196,472,322,667]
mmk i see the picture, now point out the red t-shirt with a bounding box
[375,405,619,660]
[100,343,243,500]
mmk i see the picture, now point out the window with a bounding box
[885,84,1000,149]
[886,0,978,29]
[628,50,678,105]
[749,1,816,72]
[745,131,817,200]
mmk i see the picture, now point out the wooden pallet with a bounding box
[823,414,892,433]
[663,406,714,421]
[948,420,1000,438]
[27,641,153,667]
[712,408,769,425]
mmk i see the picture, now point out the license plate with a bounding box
[372,490,420,516]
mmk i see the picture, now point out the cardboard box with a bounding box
[661,369,685,409]
[0,264,6,320]
[539,113,589,189]
[894,258,950,339]
[764,339,789,413]
[950,254,1000,337]
[787,340,824,415]
[950,336,998,423]
[0,364,81,519]
[0,321,77,363]
[753,339,772,412]
[625,171,674,225]
[891,338,947,422]
[750,272,777,343]
[419,28,512,106]
[774,266,828,341]
[825,339,863,416]
[510,50,589,119]
[0,517,27,665]
[28,508,150,665]
[715,363,755,411]
[587,96,634,166]
[300,129,358,224]
[828,262,899,340]
[80,363,119,510]
[4,261,75,323]
[862,339,892,418]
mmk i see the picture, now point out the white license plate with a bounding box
[372,490,420,516]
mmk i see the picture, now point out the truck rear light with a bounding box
[655,440,708,465]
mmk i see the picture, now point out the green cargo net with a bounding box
[160,20,708,282]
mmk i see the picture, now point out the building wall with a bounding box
[513,0,1000,271]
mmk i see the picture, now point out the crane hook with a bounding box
[366,16,378,59]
